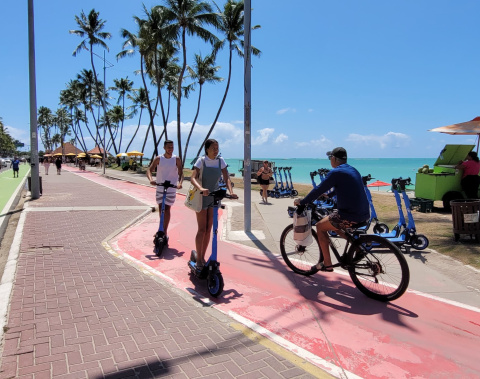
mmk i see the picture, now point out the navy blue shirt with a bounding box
[300,163,370,223]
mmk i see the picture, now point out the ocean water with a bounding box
[223,158,437,190]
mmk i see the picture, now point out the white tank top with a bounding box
[156,154,178,192]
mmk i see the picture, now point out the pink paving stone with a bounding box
[0,361,18,378]
[51,360,68,376]
[66,351,82,366]
[17,352,33,369]
[17,362,50,376]
[99,358,117,374]
[32,369,52,379]
[34,343,50,358]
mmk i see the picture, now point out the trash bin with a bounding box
[27,176,43,195]
[450,199,480,241]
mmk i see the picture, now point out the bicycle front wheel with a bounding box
[280,224,322,276]
[347,235,409,302]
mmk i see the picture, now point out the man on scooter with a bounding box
[147,140,183,239]
[294,147,370,272]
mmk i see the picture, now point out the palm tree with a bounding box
[59,80,86,151]
[76,69,102,148]
[105,105,124,152]
[183,51,222,167]
[37,106,54,151]
[51,134,61,150]
[125,87,150,152]
[195,0,261,158]
[118,15,159,157]
[110,77,133,152]
[55,108,72,156]
[70,9,118,155]
[153,0,221,163]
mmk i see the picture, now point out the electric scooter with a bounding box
[153,180,177,257]
[188,188,232,297]
[269,167,279,198]
[386,178,429,250]
[275,167,294,198]
[284,167,298,197]
[362,174,390,234]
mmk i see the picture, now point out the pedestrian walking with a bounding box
[44,158,50,175]
[55,157,62,175]
[11,157,20,178]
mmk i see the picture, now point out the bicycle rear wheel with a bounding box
[280,224,322,276]
[347,235,409,301]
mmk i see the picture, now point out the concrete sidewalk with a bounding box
[0,167,323,378]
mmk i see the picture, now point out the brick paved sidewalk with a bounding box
[0,169,324,378]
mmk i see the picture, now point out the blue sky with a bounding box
[2,0,480,159]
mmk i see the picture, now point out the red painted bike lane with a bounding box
[67,168,480,378]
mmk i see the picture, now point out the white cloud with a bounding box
[346,132,410,149]
[276,108,296,115]
[294,136,332,149]
[252,128,274,145]
[274,133,288,144]
[5,125,29,145]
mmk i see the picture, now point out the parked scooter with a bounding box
[188,188,232,297]
[269,167,281,198]
[283,167,298,197]
[379,178,429,250]
[362,175,390,234]
[153,180,177,257]
[274,167,293,198]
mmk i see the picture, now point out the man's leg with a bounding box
[314,217,338,268]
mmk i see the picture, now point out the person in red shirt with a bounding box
[456,151,480,199]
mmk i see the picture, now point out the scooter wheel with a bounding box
[207,272,224,298]
[153,231,166,257]
[291,190,298,196]
[411,234,429,250]
[373,223,389,234]
[274,192,280,199]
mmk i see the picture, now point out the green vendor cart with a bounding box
[415,144,476,210]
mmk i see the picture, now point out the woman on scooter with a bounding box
[191,139,237,271]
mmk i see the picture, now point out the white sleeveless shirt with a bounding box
[156,154,178,193]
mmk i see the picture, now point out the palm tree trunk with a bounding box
[194,45,233,159]
[182,84,203,168]
[140,55,159,157]
[175,28,187,164]
[118,96,125,152]
[125,108,143,152]
[89,45,118,155]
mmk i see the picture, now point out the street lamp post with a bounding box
[244,0,252,232]
[28,0,40,199]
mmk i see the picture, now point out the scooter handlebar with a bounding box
[156,180,177,189]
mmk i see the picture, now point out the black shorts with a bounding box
[258,178,270,186]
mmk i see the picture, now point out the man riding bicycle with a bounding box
[295,147,370,272]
